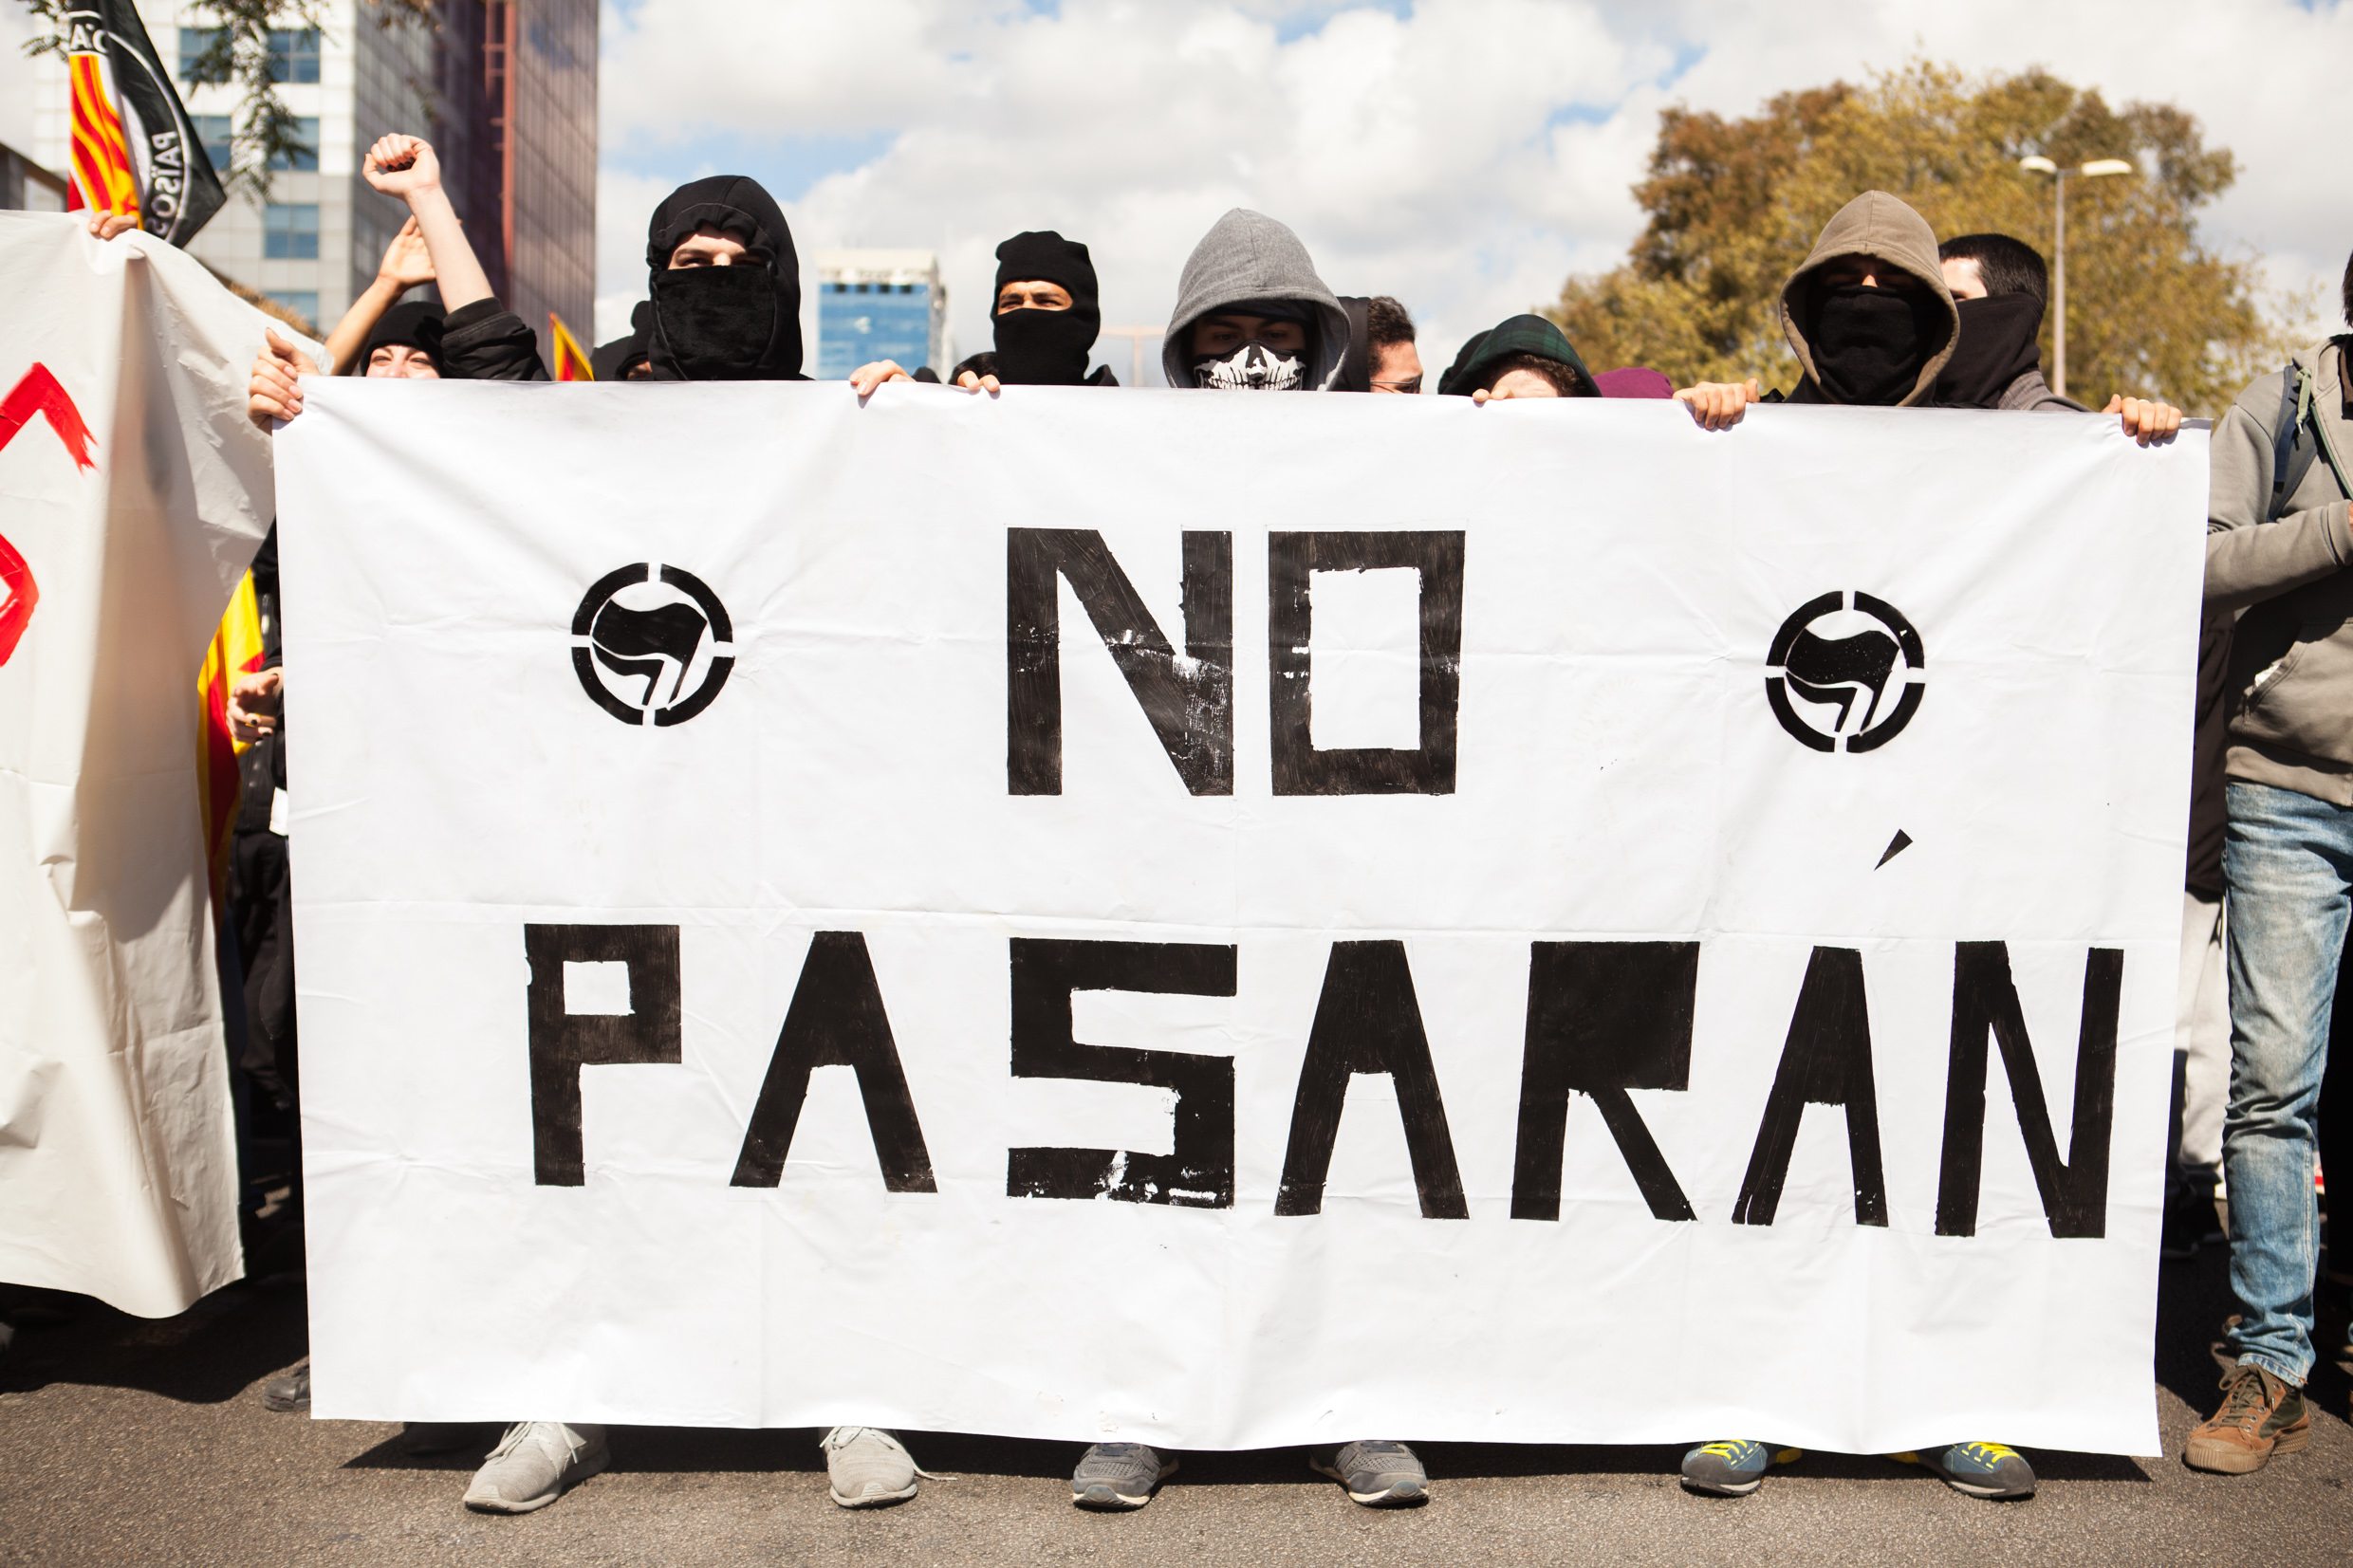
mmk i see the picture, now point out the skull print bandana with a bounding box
[1193,341,1306,391]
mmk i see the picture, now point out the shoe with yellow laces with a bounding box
[1891,1441,2036,1499]
[1678,1440,1802,1496]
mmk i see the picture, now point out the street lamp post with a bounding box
[2017,156,2135,398]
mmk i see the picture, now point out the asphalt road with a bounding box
[4,1230,2351,1568]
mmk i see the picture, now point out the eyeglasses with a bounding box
[1371,377,1422,395]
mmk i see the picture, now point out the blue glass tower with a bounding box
[815,249,946,378]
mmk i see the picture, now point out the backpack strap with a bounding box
[2270,360,2319,520]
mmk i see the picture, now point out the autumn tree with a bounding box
[1550,63,2270,415]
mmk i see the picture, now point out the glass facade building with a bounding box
[33,0,595,358]
[815,250,947,379]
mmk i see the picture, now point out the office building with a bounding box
[28,0,594,351]
[0,139,69,212]
[815,249,947,379]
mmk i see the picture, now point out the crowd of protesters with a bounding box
[74,122,2353,1516]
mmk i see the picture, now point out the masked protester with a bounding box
[1045,209,1432,1523]
[593,300,655,382]
[1931,233,2078,411]
[1158,209,1351,395]
[1436,314,1599,400]
[1667,193,2174,1506]
[949,230,1118,389]
[1675,194,2180,443]
[644,175,806,381]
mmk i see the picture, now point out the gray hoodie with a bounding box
[2204,339,2353,803]
[1161,209,1351,391]
[1778,191,1959,408]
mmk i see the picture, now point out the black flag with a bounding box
[64,1,227,245]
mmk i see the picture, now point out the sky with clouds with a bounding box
[5,0,2346,378]
[594,0,2353,379]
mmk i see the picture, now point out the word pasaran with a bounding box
[526,924,2117,1241]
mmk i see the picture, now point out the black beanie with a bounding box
[359,300,445,372]
[991,231,1102,386]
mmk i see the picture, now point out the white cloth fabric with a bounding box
[0,213,286,1315]
[280,379,2209,1455]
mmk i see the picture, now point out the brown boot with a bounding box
[2184,1364,2309,1474]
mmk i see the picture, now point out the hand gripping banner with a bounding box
[279,380,2208,1455]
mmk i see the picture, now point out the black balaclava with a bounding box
[592,300,653,382]
[359,300,444,373]
[1931,293,2046,409]
[990,230,1101,385]
[1806,283,1947,407]
[644,175,805,381]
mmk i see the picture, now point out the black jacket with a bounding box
[437,297,550,383]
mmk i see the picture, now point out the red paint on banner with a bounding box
[0,363,100,665]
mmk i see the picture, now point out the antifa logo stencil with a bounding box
[1766,592,1924,753]
[572,563,735,726]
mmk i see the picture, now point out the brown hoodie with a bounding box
[1777,191,1959,408]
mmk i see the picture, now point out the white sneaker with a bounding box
[822,1426,922,1508]
[462,1421,609,1513]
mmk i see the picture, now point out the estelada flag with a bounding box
[549,312,594,380]
[195,571,266,903]
[65,1,226,245]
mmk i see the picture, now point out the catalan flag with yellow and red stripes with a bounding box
[195,572,268,905]
[549,313,596,381]
[64,0,224,246]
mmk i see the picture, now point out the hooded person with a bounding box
[1436,315,1598,399]
[1775,191,1958,407]
[592,301,654,382]
[642,175,806,382]
[951,230,1118,389]
[1159,209,1351,393]
[1672,191,1956,430]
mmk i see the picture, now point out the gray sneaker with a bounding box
[261,1362,310,1411]
[1072,1442,1177,1509]
[1309,1440,1427,1506]
[821,1426,922,1508]
[461,1422,609,1513]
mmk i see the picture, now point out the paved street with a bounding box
[4,1229,2351,1568]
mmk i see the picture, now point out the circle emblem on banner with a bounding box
[1765,592,1924,753]
[571,564,735,727]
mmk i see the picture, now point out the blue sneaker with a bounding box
[1679,1439,1801,1496]
[1894,1441,2036,1499]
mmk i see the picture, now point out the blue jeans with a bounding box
[2221,781,2344,1383]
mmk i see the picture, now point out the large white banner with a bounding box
[283,379,2206,1455]
[0,213,279,1316]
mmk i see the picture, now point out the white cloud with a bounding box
[597,0,2353,374]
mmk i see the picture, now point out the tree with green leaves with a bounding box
[14,0,428,204]
[1551,62,2275,416]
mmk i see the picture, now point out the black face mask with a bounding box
[1932,293,2045,409]
[1808,282,1942,406]
[650,266,777,381]
[992,306,1097,386]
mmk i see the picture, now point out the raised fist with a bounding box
[362,134,440,198]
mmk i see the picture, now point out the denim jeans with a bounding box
[2221,781,2345,1383]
